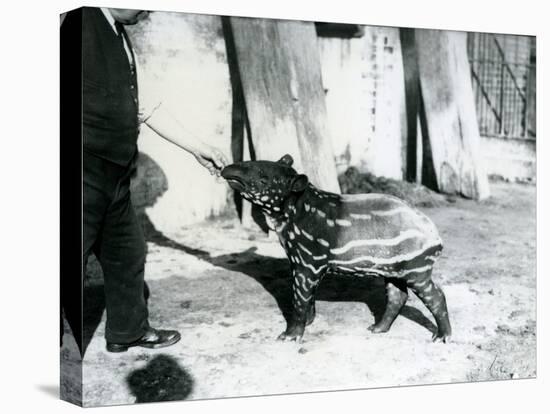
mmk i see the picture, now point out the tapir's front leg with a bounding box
[277,266,325,342]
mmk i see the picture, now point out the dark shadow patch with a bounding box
[131,152,169,216]
[418,92,439,192]
[400,306,437,334]
[315,22,365,38]
[210,249,295,322]
[126,354,194,403]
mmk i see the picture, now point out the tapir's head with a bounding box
[221,154,308,212]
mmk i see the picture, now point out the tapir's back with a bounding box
[318,192,443,275]
[337,193,441,243]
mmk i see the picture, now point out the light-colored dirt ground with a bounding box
[61,181,536,407]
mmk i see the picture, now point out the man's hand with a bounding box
[144,105,229,175]
[192,145,228,176]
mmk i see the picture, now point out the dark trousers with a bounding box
[84,151,149,344]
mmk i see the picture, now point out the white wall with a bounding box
[319,27,407,178]
[128,12,232,231]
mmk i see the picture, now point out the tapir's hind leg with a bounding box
[406,271,452,342]
[368,278,408,334]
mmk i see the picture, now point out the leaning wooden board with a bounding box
[415,29,490,200]
[228,17,340,194]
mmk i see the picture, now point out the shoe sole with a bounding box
[106,333,181,353]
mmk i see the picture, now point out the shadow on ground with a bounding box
[141,217,437,335]
[126,354,194,403]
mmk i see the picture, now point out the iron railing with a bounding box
[467,32,536,140]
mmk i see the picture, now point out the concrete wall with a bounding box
[480,136,536,182]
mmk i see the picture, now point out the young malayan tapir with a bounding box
[221,154,451,343]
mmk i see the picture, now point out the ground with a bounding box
[61,181,536,407]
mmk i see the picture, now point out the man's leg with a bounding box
[97,171,180,351]
[96,176,149,345]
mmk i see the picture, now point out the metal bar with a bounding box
[523,62,530,137]
[493,35,526,102]
[484,34,492,135]
[469,33,534,140]
[499,55,505,135]
[470,67,502,124]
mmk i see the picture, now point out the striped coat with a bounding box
[280,187,443,280]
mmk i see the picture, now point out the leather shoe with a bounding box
[106,327,181,353]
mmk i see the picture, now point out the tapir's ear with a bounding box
[291,174,309,193]
[278,154,294,166]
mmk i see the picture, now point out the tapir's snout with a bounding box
[221,163,248,192]
[220,164,237,179]
[220,163,247,181]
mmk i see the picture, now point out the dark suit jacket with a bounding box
[63,7,140,166]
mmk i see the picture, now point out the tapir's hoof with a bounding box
[367,323,390,334]
[277,331,304,343]
[432,331,451,343]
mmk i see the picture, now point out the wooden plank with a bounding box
[415,29,490,200]
[228,17,340,193]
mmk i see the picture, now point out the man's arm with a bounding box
[144,105,228,176]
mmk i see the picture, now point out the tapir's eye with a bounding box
[259,176,268,185]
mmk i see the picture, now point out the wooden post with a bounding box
[415,29,490,200]
[222,17,267,231]
[400,28,420,183]
[228,17,340,193]
[526,46,536,138]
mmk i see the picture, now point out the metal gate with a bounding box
[467,32,536,139]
